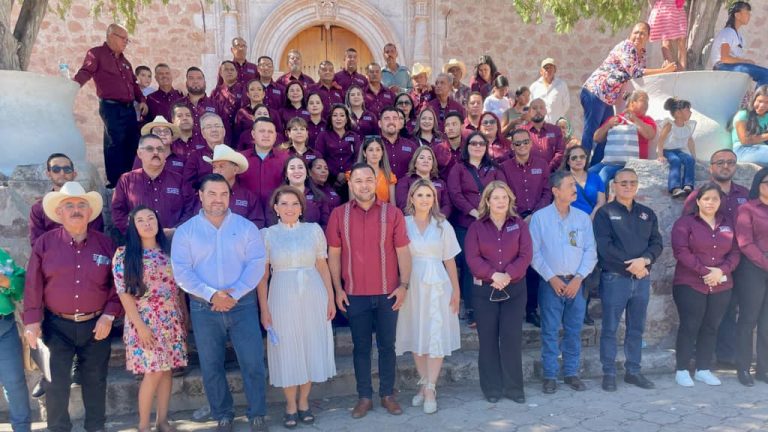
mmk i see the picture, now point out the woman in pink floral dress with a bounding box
[113,205,188,432]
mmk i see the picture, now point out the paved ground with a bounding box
[5,371,767,432]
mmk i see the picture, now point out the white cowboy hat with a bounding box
[202,144,249,174]
[42,181,103,224]
[141,115,181,138]
[410,63,432,78]
[442,58,467,78]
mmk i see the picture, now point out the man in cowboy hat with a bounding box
[381,43,411,94]
[24,182,121,432]
[184,144,265,227]
[443,58,471,107]
[408,63,435,111]
[529,58,571,124]
[131,115,185,174]
[112,133,188,236]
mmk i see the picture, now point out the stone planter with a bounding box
[0,70,85,175]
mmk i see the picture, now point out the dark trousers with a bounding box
[673,285,731,371]
[734,256,768,372]
[347,294,398,399]
[715,293,739,363]
[525,266,539,315]
[43,314,111,432]
[473,280,526,399]
[98,100,139,187]
[454,225,474,316]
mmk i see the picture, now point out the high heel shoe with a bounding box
[411,377,426,407]
[423,382,437,414]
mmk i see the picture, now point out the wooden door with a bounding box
[280,25,374,81]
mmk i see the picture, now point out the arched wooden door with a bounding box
[279,25,374,81]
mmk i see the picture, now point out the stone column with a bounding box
[412,1,431,66]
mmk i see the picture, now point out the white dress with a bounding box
[262,222,336,387]
[395,216,462,357]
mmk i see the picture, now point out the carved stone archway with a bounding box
[251,0,401,68]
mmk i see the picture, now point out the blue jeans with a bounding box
[664,149,695,192]
[0,314,31,432]
[734,144,768,167]
[346,294,398,399]
[599,272,650,375]
[714,62,768,87]
[538,277,586,379]
[588,162,625,188]
[580,88,614,163]
[190,292,266,421]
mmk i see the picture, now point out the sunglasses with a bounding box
[468,140,486,147]
[481,119,497,126]
[396,100,412,106]
[141,145,166,154]
[512,139,531,146]
[49,165,74,174]
[569,154,587,161]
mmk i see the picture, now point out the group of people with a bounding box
[2,2,768,431]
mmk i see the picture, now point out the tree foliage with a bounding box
[511,0,645,34]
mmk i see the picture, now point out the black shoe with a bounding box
[507,394,526,404]
[602,375,617,392]
[755,371,768,383]
[624,373,655,389]
[486,395,500,403]
[583,314,595,326]
[542,379,557,394]
[526,311,541,328]
[564,376,586,391]
[31,379,46,398]
[738,370,755,387]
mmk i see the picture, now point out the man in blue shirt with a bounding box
[381,43,412,94]
[171,173,268,432]
[529,170,597,394]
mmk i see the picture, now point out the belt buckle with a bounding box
[73,313,86,322]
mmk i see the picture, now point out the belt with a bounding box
[55,310,102,322]
[100,99,134,107]
[558,274,575,282]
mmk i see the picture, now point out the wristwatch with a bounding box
[102,314,115,321]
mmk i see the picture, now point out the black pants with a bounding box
[715,293,739,363]
[734,256,768,372]
[473,280,526,399]
[525,266,539,315]
[98,99,139,187]
[673,285,731,370]
[454,225,474,316]
[43,314,112,432]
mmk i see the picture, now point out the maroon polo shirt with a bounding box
[316,182,343,209]
[307,118,327,148]
[427,98,467,131]
[239,148,290,210]
[146,88,184,120]
[111,168,187,234]
[682,182,749,221]
[186,181,265,228]
[23,227,122,324]
[447,162,507,228]
[409,88,436,112]
[307,83,344,117]
[315,130,361,177]
[501,156,552,216]
[416,134,444,148]
[261,81,285,110]
[470,75,494,99]
[525,122,565,172]
[288,146,322,167]
[234,60,260,84]
[326,200,409,296]
[736,199,768,271]
[351,110,379,137]
[465,216,533,283]
[28,197,104,247]
[395,174,452,218]
[405,118,419,136]
[672,214,740,294]
[461,118,479,140]
[234,106,283,151]
[488,139,512,164]
[73,43,144,104]
[171,135,207,161]
[432,140,463,180]
[277,72,316,91]
[212,82,247,144]
[382,135,419,179]
[365,85,396,116]
[280,106,311,127]
[334,70,369,96]
[180,95,221,139]
[182,145,215,203]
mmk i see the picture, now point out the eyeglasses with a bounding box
[468,140,486,147]
[49,165,74,174]
[140,145,166,154]
[396,100,412,106]
[711,160,737,167]
[481,119,497,126]
[62,202,89,211]
[202,124,224,130]
[616,180,639,187]
[569,154,587,161]
[152,128,173,136]
[111,33,131,44]
[512,139,531,146]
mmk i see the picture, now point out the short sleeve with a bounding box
[325,207,343,248]
[311,223,328,259]
[391,207,410,249]
[261,227,271,257]
[112,246,126,294]
[733,110,748,124]
[440,221,462,261]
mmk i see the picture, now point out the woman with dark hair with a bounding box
[470,55,500,99]
[711,2,768,87]
[395,145,452,217]
[731,85,768,167]
[413,106,444,147]
[482,76,511,119]
[235,81,284,149]
[315,104,361,187]
[501,86,532,136]
[281,117,322,167]
[113,205,187,432]
[279,156,330,228]
[562,145,606,219]
[447,131,506,328]
[351,135,397,204]
[733,167,768,386]
[671,183,740,388]
[308,158,342,208]
[479,112,511,164]
[305,92,326,148]
[280,81,311,126]
[395,92,418,135]
[346,85,379,136]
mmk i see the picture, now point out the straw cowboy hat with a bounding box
[442,58,467,78]
[141,115,181,138]
[42,182,103,224]
[202,144,250,174]
[410,63,432,78]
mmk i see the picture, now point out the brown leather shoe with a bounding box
[351,398,373,419]
[381,395,403,415]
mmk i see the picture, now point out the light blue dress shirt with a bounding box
[171,210,266,301]
[381,64,412,92]
[529,203,597,282]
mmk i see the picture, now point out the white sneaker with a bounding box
[694,370,722,386]
[675,370,694,387]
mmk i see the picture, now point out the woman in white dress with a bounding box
[256,185,336,428]
[395,178,462,414]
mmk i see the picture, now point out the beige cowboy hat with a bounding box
[442,58,467,78]
[203,144,250,174]
[141,115,181,138]
[410,62,432,78]
[42,181,103,224]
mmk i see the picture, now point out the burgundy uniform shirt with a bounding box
[234,106,283,151]
[239,148,290,210]
[461,118,479,140]
[351,110,379,137]
[182,145,215,203]
[287,146,323,167]
[382,135,419,179]
[73,43,144,104]
[261,81,285,111]
[427,98,467,131]
[409,88,436,112]
[395,174,452,218]
[23,228,122,324]
[365,86,396,116]
[525,123,565,172]
[306,118,327,148]
[736,199,768,271]
[111,168,187,234]
[316,182,343,209]
[682,182,749,221]
[447,162,506,228]
[501,156,553,216]
[334,70,369,96]
[146,88,183,121]
[326,200,410,296]
[432,140,462,180]
[171,136,207,161]
[307,83,344,117]
[29,197,104,246]
[277,72,316,91]
[185,181,265,228]
[234,60,259,84]
[180,95,221,140]
[672,214,740,294]
[488,138,512,164]
[280,106,312,127]
[465,216,533,283]
[470,75,493,100]
[315,130,361,177]
[211,82,247,144]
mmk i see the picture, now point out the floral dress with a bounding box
[113,247,188,374]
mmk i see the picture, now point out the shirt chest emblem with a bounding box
[402,146,413,152]
[610,216,622,221]
[204,107,216,113]
[166,187,180,195]
[235,199,248,207]
[737,198,747,204]
[506,224,519,232]
[718,226,733,233]
[93,254,110,266]
[639,212,649,221]
[531,168,543,175]
[272,89,281,95]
